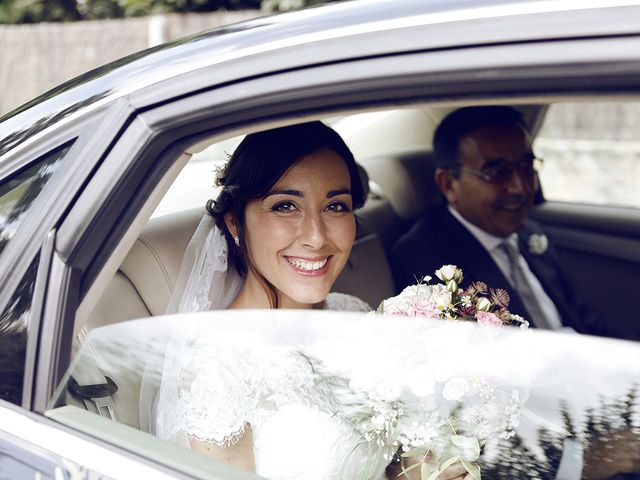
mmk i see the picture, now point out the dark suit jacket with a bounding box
[390,206,615,337]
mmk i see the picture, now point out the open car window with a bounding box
[50,310,640,479]
[535,101,640,209]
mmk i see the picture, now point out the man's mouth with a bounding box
[497,196,529,212]
[499,202,527,212]
[285,256,331,275]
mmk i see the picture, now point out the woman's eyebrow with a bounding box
[327,188,351,198]
[264,189,303,198]
[264,188,351,198]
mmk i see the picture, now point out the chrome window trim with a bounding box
[0,403,199,479]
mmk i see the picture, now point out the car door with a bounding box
[9,3,640,478]
[0,99,150,477]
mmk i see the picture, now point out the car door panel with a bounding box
[532,202,640,339]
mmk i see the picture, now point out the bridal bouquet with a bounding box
[377,265,529,329]
[358,265,530,480]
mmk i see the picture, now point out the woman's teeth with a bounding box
[287,257,328,271]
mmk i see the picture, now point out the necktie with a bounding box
[500,240,552,330]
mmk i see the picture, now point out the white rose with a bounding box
[381,293,412,313]
[435,264,458,281]
[430,288,452,308]
[374,381,402,402]
[443,377,469,401]
[476,297,491,312]
[402,283,433,300]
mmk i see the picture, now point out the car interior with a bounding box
[74,100,640,341]
[47,99,640,476]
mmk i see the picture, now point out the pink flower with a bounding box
[411,298,438,318]
[475,311,502,327]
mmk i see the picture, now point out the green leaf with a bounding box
[426,469,440,480]
[450,435,480,462]
[461,459,481,480]
[399,462,423,476]
[439,455,460,472]
[401,447,428,458]
[424,463,441,480]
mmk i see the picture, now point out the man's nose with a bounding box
[506,168,533,194]
[300,212,328,248]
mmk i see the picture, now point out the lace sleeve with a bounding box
[156,340,260,448]
[325,292,372,312]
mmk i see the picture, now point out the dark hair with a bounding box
[206,121,364,308]
[433,106,528,171]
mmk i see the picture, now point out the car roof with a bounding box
[1,0,640,157]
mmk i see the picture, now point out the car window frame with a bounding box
[0,99,138,411]
[63,31,640,373]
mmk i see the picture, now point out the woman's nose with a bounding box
[300,212,327,249]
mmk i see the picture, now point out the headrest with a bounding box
[120,209,202,315]
[360,147,443,221]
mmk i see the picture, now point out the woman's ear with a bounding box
[224,213,238,238]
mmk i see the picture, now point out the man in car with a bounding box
[390,105,615,337]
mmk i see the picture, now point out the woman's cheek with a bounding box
[330,214,356,249]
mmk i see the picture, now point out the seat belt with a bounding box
[67,327,120,422]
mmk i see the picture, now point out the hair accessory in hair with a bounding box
[234,236,240,247]
[213,164,226,187]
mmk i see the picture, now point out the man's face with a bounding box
[440,123,539,238]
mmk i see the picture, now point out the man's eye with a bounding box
[271,201,296,212]
[484,165,511,180]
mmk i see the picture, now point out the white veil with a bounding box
[167,213,243,314]
[139,212,243,436]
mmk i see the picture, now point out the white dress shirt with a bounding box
[448,206,563,330]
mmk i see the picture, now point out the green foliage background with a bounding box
[0,0,338,23]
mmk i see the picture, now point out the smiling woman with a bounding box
[230,148,356,309]
[192,121,366,311]
[147,121,381,478]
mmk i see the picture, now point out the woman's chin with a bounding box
[282,287,331,308]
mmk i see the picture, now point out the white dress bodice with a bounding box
[156,293,385,480]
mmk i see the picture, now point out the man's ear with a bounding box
[224,213,237,238]
[434,168,458,205]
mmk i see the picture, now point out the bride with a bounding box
[150,122,472,480]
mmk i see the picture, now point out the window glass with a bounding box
[151,136,242,219]
[0,254,39,405]
[50,312,640,479]
[0,141,74,256]
[534,102,640,208]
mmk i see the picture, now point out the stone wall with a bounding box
[0,11,261,115]
[535,102,640,208]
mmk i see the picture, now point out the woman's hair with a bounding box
[206,121,365,308]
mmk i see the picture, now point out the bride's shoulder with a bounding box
[324,292,372,312]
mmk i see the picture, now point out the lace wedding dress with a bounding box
[154,293,389,480]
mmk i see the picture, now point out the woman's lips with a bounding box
[285,256,331,276]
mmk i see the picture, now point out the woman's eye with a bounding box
[271,201,297,212]
[326,201,351,213]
